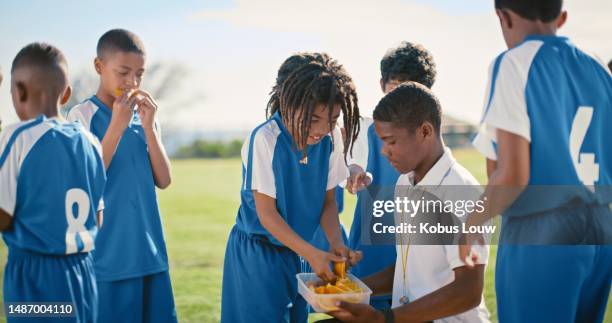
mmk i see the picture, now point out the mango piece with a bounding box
[312,278,362,295]
[333,261,346,279]
[315,286,328,294]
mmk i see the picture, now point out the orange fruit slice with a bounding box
[333,261,346,279]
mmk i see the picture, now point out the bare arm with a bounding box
[392,265,486,322]
[486,158,497,179]
[329,265,486,323]
[97,210,103,229]
[460,129,530,265]
[144,127,172,189]
[0,208,12,231]
[469,129,530,226]
[361,265,395,296]
[135,90,171,189]
[253,191,343,281]
[100,91,138,168]
[320,188,363,266]
[101,124,124,168]
[319,189,344,249]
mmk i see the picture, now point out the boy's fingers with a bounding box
[330,253,347,263]
[127,94,139,108]
[320,268,337,282]
[337,301,360,314]
[459,244,476,268]
[346,178,355,194]
[471,251,479,265]
[352,176,364,193]
[137,98,153,111]
[134,89,154,101]
[328,309,352,320]
[459,244,470,266]
[145,97,158,111]
[349,250,363,266]
[118,91,129,104]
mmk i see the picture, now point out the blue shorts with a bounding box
[221,225,308,323]
[497,204,612,323]
[97,271,177,323]
[3,248,97,323]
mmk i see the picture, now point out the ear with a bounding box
[16,82,27,102]
[556,11,567,29]
[94,57,103,75]
[380,79,386,93]
[496,9,513,29]
[60,85,72,105]
[420,122,435,140]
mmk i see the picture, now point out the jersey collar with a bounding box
[89,95,111,113]
[524,34,568,43]
[401,147,456,187]
[272,111,301,149]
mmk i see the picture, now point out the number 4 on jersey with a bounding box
[570,106,599,187]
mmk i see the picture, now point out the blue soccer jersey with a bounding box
[0,115,106,255]
[67,96,169,281]
[347,117,397,280]
[235,112,348,245]
[473,35,612,212]
[473,35,612,323]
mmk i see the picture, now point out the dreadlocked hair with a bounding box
[278,58,360,163]
[266,52,331,118]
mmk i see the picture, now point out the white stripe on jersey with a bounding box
[327,126,349,190]
[241,119,281,198]
[347,117,373,171]
[67,100,99,131]
[80,126,103,161]
[0,119,53,215]
[484,40,544,143]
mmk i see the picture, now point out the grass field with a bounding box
[0,148,609,322]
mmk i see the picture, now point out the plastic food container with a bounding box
[296,273,372,312]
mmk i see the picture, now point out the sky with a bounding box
[0,0,610,132]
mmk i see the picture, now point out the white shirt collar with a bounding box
[402,147,456,187]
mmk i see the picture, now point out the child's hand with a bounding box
[134,90,158,131]
[346,164,371,194]
[330,243,363,267]
[110,89,138,132]
[306,248,346,282]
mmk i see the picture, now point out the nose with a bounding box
[128,75,138,88]
[381,144,390,159]
[311,123,329,138]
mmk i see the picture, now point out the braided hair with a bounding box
[277,57,360,162]
[266,52,330,118]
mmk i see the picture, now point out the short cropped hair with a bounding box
[11,42,69,99]
[373,81,442,134]
[495,0,562,23]
[97,28,146,58]
[11,42,67,73]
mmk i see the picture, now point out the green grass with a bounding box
[0,149,610,322]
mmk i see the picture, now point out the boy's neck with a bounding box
[95,86,115,109]
[517,22,558,43]
[413,140,445,185]
[30,101,62,120]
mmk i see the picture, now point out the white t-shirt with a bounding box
[391,148,491,323]
[347,117,373,169]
